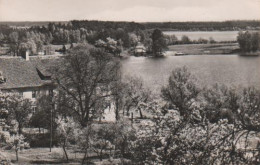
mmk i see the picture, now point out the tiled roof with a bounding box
[30,57,59,77]
[0,57,57,89]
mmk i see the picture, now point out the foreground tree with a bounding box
[202,84,240,123]
[161,67,200,117]
[56,117,79,162]
[6,94,32,134]
[29,95,55,133]
[122,76,151,118]
[110,72,124,121]
[237,87,260,132]
[52,44,120,127]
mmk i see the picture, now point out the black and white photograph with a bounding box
[0,0,260,164]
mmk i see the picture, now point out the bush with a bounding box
[0,151,11,165]
[24,133,58,148]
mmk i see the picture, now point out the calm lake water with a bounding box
[121,55,260,93]
[163,31,239,42]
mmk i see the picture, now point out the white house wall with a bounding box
[101,102,116,122]
[23,91,34,99]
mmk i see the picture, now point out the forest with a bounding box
[0,20,259,57]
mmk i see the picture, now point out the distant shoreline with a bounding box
[162,30,260,32]
[133,43,259,57]
[167,43,240,56]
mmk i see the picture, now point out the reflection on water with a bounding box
[121,55,260,93]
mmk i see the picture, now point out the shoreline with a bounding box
[131,43,259,57]
[167,43,240,56]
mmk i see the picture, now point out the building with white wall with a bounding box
[0,55,117,122]
[0,56,57,111]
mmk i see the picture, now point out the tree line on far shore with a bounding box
[0,20,260,57]
[143,20,260,31]
[0,22,150,56]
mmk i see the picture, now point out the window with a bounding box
[32,90,37,98]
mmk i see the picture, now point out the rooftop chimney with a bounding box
[21,50,30,61]
[25,50,30,61]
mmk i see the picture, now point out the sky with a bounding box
[0,0,260,22]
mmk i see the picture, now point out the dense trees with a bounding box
[121,76,151,118]
[152,29,167,56]
[2,64,260,164]
[0,21,146,56]
[29,95,56,133]
[0,21,149,57]
[164,34,217,45]
[1,20,260,57]
[3,21,259,58]
[49,65,257,164]
[237,31,260,52]
[202,84,239,123]
[8,32,21,56]
[5,94,32,134]
[1,19,260,164]
[70,20,145,32]
[144,20,260,31]
[161,67,200,117]
[164,34,178,45]
[181,35,191,44]
[51,44,120,127]
[128,67,260,164]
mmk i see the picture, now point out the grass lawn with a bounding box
[3,147,99,164]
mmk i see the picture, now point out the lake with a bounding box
[163,31,239,42]
[121,55,260,94]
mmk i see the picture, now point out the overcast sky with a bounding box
[0,0,260,22]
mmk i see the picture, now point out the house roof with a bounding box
[30,57,60,77]
[0,56,58,89]
[135,46,146,49]
[135,42,146,50]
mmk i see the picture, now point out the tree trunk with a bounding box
[18,124,22,135]
[63,140,69,162]
[115,100,120,121]
[139,108,143,119]
[100,149,103,161]
[82,149,88,165]
[121,138,126,158]
[15,148,19,161]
